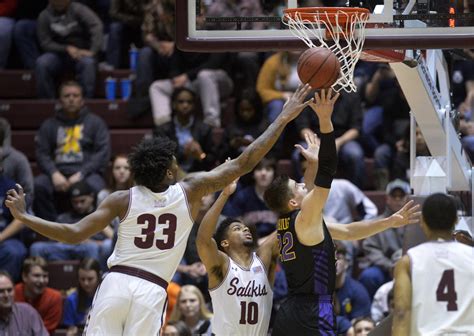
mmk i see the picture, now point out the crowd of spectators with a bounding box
[0,0,473,334]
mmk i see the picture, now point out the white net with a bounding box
[283,9,369,92]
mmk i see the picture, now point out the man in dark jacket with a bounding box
[35,0,103,98]
[33,80,110,220]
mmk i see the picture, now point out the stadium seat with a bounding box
[46,260,80,291]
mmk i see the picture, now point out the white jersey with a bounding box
[107,184,194,282]
[407,241,474,336]
[210,253,273,336]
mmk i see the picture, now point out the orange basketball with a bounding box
[297,48,341,89]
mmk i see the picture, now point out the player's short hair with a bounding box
[214,217,242,251]
[422,193,458,231]
[264,175,293,214]
[128,137,176,189]
[22,256,47,276]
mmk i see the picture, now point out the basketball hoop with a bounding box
[283,7,370,92]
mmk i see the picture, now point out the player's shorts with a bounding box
[83,265,168,336]
[272,294,337,336]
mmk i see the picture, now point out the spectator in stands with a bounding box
[30,181,114,268]
[163,320,192,336]
[153,87,217,173]
[223,157,278,239]
[370,251,401,323]
[458,99,474,161]
[361,64,410,190]
[12,0,47,69]
[106,0,148,69]
[169,285,212,336]
[149,49,233,128]
[97,153,133,205]
[35,0,103,98]
[358,179,411,298]
[294,91,365,188]
[0,0,16,69]
[205,0,265,89]
[352,316,375,336]
[0,270,48,335]
[391,124,429,181]
[335,241,371,321]
[0,118,34,207]
[218,89,269,162]
[0,156,27,282]
[34,81,110,221]
[257,51,301,124]
[14,256,62,334]
[63,258,101,336]
[135,0,174,98]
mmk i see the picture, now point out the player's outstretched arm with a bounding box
[295,89,338,245]
[196,179,238,288]
[183,84,313,204]
[294,131,319,192]
[326,200,421,241]
[5,184,122,244]
[392,255,412,336]
[257,231,279,286]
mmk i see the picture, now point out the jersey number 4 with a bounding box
[436,269,458,311]
[239,301,258,325]
[134,213,177,250]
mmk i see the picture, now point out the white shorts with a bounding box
[83,271,168,335]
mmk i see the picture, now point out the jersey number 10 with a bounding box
[239,301,258,325]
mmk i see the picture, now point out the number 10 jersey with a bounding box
[107,184,194,282]
[209,253,273,335]
[408,241,474,335]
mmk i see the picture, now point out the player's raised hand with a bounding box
[309,88,340,121]
[390,200,421,227]
[281,84,314,121]
[5,184,27,220]
[295,131,320,164]
[222,178,239,197]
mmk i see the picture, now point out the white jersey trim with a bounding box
[177,182,194,224]
[118,188,132,224]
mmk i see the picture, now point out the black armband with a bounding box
[315,131,337,189]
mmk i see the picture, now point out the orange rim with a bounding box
[283,7,370,24]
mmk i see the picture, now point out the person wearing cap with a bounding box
[29,181,113,267]
[359,179,411,298]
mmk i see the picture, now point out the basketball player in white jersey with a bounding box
[393,193,474,336]
[196,178,278,336]
[4,84,314,335]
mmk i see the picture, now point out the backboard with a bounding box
[176,0,474,52]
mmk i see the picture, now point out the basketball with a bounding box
[297,48,341,89]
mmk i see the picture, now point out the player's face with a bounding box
[354,320,375,336]
[112,157,130,185]
[78,269,99,296]
[253,166,274,188]
[178,291,200,318]
[167,156,179,183]
[23,266,48,296]
[288,179,307,207]
[0,276,14,310]
[227,222,253,247]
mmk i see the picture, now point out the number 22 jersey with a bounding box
[209,252,273,335]
[408,240,474,336]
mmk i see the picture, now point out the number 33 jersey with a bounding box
[209,253,273,336]
[107,184,194,282]
[408,241,474,336]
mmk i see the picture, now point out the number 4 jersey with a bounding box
[107,184,194,282]
[407,240,474,335]
[209,253,273,336]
